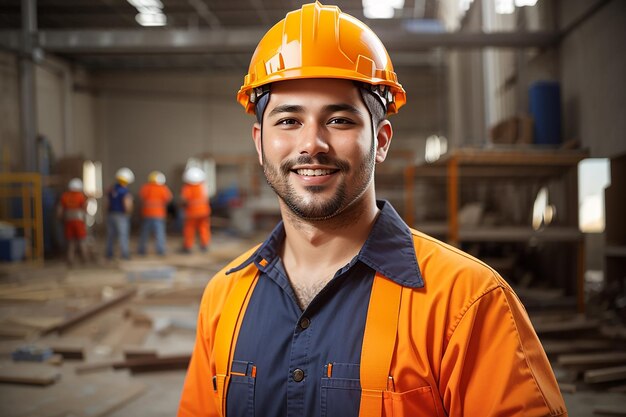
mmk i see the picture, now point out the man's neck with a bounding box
[279,195,379,293]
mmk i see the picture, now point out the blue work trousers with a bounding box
[106,213,130,259]
[138,217,166,255]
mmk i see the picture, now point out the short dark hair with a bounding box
[359,87,386,130]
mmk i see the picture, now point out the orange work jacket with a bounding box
[178,229,567,417]
[181,183,210,218]
[140,182,173,219]
[60,191,86,221]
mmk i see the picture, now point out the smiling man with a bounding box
[178,3,567,417]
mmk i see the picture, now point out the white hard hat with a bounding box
[115,167,135,184]
[183,167,206,184]
[68,178,83,192]
[148,171,166,185]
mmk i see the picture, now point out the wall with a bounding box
[559,0,626,158]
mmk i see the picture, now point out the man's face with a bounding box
[252,78,391,221]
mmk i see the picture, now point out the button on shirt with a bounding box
[224,201,423,417]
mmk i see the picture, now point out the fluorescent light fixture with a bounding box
[515,0,538,6]
[136,12,167,26]
[363,0,404,19]
[127,0,167,27]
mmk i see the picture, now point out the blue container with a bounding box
[0,237,26,262]
[529,81,562,146]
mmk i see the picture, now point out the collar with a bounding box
[227,200,423,288]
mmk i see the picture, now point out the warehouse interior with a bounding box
[0,0,625,415]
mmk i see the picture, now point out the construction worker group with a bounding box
[58,165,211,263]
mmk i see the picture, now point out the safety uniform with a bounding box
[181,183,211,250]
[178,201,567,417]
[59,190,87,240]
[138,182,173,255]
[106,182,132,259]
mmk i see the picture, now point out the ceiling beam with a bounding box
[0,28,561,55]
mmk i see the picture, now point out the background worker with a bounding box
[180,167,211,253]
[105,167,134,260]
[178,3,567,417]
[57,178,87,265]
[138,170,172,256]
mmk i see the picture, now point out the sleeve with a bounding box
[165,186,173,203]
[439,286,567,417]
[178,287,220,417]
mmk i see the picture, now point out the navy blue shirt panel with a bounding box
[225,200,423,417]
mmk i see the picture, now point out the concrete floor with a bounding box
[1,231,625,416]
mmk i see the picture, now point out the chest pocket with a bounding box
[225,360,257,417]
[321,362,360,417]
[382,386,440,417]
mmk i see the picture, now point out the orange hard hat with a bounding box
[237,1,406,116]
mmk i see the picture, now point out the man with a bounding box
[106,167,134,260]
[179,3,567,417]
[57,178,87,265]
[138,170,173,256]
[180,167,211,253]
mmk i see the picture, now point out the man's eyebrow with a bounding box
[267,104,304,118]
[323,103,363,116]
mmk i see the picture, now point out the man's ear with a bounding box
[252,122,263,165]
[375,120,393,163]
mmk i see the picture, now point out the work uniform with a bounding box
[106,182,132,259]
[59,190,87,240]
[180,183,211,250]
[179,201,567,417]
[138,182,172,255]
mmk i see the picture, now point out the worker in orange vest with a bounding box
[180,167,211,253]
[138,171,173,256]
[57,178,87,265]
[178,3,567,417]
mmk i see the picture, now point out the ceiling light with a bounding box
[362,0,405,19]
[136,12,167,27]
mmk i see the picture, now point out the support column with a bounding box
[20,0,38,172]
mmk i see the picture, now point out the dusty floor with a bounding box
[0,231,624,416]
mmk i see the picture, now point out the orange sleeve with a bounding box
[439,286,567,417]
[178,286,220,417]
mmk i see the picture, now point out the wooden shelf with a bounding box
[459,226,583,242]
[404,146,589,312]
[605,245,626,258]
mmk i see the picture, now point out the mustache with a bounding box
[279,155,350,175]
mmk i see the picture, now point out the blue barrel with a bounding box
[529,81,562,146]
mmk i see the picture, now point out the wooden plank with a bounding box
[541,339,616,355]
[593,405,626,416]
[533,319,600,335]
[0,363,60,385]
[42,288,137,335]
[585,365,626,384]
[558,352,626,367]
[112,354,190,373]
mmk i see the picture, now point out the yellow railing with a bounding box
[0,173,44,262]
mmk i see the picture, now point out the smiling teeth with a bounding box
[297,169,333,176]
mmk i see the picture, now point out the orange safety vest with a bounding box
[181,183,210,218]
[60,191,86,221]
[140,182,172,219]
[179,231,568,417]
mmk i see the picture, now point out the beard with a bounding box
[262,145,375,221]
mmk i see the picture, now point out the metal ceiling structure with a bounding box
[0,0,560,71]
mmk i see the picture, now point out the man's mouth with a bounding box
[295,168,337,176]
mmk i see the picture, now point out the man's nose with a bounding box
[298,124,329,156]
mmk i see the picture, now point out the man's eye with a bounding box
[328,118,353,125]
[277,118,299,125]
